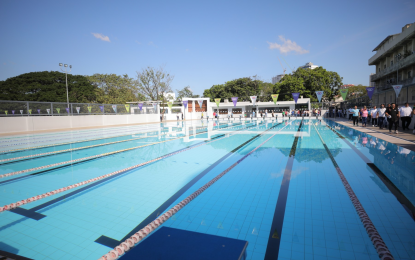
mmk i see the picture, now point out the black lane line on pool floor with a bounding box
[95,122,284,248]
[0,250,33,260]
[0,124,244,186]
[264,120,303,260]
[8,123,260,220]
[326,123,415,221]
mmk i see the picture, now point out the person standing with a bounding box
[370,106,378,127]
[177,112,179,121]
[399,103,412,131]
[378,104,386,129]
[352,106,359,126]
[385,103,400,134]
[181,112,184,120]
[361,106,368,127]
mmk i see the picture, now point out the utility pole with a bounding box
[59,63,72,108]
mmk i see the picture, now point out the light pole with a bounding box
[59,63,72,108]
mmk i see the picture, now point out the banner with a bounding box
[250,96,257,106]
[197,99,204,109]
[315,91,324,103]
[112,105,117,113]
[55,108,59,114]
[37,109,41,114]
[231,97,238,107]
[392,85,403,99]
[4,111,8,115]
[138,103,143,110]
[87,106,92,113]
[76,107,80,114]
[292,93,300,104]
[339,89,348,101]
[12,110,15,115]
[271,94,279,104]
[366,87,375,100]
[125,104,130,112]
[65,108,69,113]
[99,106,104,112]
[46,109,50,114]
[20,110,23,114]
[182,100,188,109]
[214,98,221,108]
[167,102,173,109]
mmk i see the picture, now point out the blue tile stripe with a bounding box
[98,120,294,260]
[264,120,303,260]
[312,123,395,260]
[95,122,284,248]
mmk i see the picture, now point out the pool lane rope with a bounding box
[0,121,265,212]
[97,120,293,260]
[0,124,163,144]
[0,125,168,150]
[0,123,244,178]
[0,121,241,154]
[312,124,394,260]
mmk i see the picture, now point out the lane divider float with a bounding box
[97,121,293,260]
[0,121,269,212]
[0,122,245,179]
[312,124,394,260]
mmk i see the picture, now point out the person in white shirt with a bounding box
[377,104,387,129]
[399,103,412,131]
[370,106,378,127]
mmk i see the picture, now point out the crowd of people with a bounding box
[342,103,415,134]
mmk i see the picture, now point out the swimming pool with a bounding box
[0,118,414,260]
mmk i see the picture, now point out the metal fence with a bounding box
[0,100,158,117]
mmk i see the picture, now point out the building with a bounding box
[369,74,375,88]
[272,74,285,84]
[369,22,415,106]
[299,62,319,70]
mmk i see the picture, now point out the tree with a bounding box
[275,75,305,101]
[203,77,273,102]
[136,66,174,114]
[284,67,343,102]
[0,71,97,102]
[346,84,368,100]
[87,73,144,104]
[176,86,199,101]
[136,66,174,101]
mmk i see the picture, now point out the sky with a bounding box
[1,0,414,96]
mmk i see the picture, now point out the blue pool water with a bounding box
[0,118,414,260]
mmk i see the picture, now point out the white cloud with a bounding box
[135,41,141,45]
[92,33,110,42]
[267,36,309,54]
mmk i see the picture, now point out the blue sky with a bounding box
[1,0,414,96]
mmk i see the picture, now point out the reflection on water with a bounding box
[327,120,415,206]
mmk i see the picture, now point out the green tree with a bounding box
[176,86,199,101]
[274,75,305,101]
[346,84,368,100]
[0,71,97,102]
[87,73,143,104]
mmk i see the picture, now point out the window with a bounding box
[219,109,228,114]
[408,71,412,78]
[378,68,381,72]
[412,89,415,101]
[232,108,242,114]
[390,60,393,66]
[384,64,386,69]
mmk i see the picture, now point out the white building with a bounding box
[272,74,285,84]
[175,97,311,120]
[299,62,319,70]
